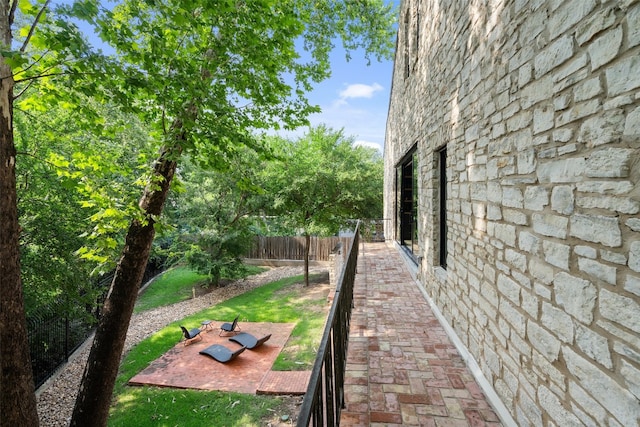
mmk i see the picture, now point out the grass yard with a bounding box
[109,268,330,426]
[134,265,266,313]
[109,387,288,427]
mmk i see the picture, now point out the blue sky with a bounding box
[296,47,396,153]
[291,6,400,153]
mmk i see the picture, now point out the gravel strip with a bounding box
[36,266,314,427]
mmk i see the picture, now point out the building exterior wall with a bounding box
[383,1,640,425]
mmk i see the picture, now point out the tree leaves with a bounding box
[261,125,384,236]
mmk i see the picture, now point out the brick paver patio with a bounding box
[127,321,310,395]
[340,242,503,426]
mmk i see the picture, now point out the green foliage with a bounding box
[161,153,270,284]
[3,0,397,424]
[11,1,161,300]
[11,1,112,126]
[87,0,396,165]
[14,98,157,315]
[46,111,156,272]
[13,0,392,307]
[14,102,136,314]
[261,125,384,236]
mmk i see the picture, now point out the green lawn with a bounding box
[134,265,266,313]
[110,270,329,426]
[109,387,286,427]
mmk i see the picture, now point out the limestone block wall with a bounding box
[383,0,640,425]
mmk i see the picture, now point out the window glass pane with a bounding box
[439,147,447,268]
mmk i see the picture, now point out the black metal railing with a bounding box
[297,221,360,427]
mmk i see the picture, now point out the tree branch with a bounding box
[20,0,52,53]
[13,49,52,76]
[8,0,18,26]
[14,69,104,85]
[13,71,66,83]
[12,78,35,100]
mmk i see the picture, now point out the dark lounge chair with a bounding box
[219,315,241,336]
[199,344,246,363]
[180,326,203,346]
[229,332,272,350]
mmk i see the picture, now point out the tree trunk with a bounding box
[0,3,40,424]
[304,233,310,286]
[70,145,179,427]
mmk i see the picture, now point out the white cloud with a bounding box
[271,81,388,152]
[339,83,384,100]
[354,140,382,152]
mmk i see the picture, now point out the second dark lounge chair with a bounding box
[199,344,246,363]
[229,332,272,349]
[219,315,241,336]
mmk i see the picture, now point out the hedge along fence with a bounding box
[245,236,353,262]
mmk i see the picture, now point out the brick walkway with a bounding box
[340,242,503,426]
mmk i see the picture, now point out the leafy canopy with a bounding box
[161,151,268,284]
[262,125,384,236]
[8,0,395,302]
[91,0,395,165]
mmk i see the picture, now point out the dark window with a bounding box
[438,146,447,268]
[396,146,418,261]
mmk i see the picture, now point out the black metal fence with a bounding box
[28,305,95,389]
[359,218,386,242]
[297,221,360,427]
[29,258,165,389]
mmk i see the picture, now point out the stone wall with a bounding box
[383,0,640,425]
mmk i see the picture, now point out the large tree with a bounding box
[0,0,37,423]
[1,0,103,424]
[262,125,384,285]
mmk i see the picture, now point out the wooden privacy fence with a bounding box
[246,236,352,261]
